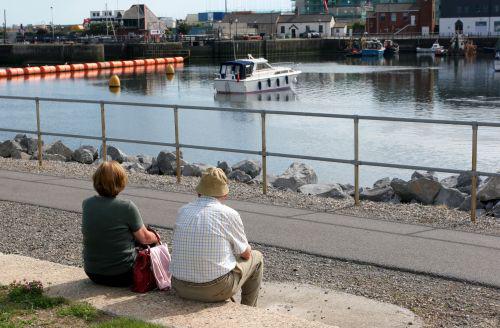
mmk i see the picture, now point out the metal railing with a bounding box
[1,95,499,222]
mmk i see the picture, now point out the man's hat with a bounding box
[195,167,229,197]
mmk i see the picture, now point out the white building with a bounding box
[159,17,176,29]
[439,1,500,37]
[89,10,124,23]
[332,22,348,37]
[277,14,335,38]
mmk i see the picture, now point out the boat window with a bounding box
[256,62,272,70]
[267,79,271,87]
[220,65,228,77]
[258,81,262,90]
[285,76,289,84]
[245,64,253,77]
[276,78,280,87]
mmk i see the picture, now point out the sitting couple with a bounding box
[83,161,263,307]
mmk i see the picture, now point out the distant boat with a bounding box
[345,38,362,57]
[384,40,399,55]
[417,40,445,54]
[362,39,385,56]
[449,33,477,56]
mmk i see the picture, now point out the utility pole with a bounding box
[3,10,6,44]
[105,2,109,36]
[50,6,55,42]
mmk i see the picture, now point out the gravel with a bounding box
[0,200,498,328]
[0,157,499,236]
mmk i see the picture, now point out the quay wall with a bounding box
[0,44,105,65]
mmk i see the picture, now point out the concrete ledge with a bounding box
[0,253,420,328]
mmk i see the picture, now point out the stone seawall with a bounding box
[0,44,105,65]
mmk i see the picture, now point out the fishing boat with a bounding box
[345,38,362,57]
[214,55,301,94]
[416,41,446,55]
[362,39,385,57]
[384,40,399,55]
[449,33,476,56]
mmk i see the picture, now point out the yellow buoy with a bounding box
[109,74,121,88]
[166,74,174,81]
[166,64,175,75]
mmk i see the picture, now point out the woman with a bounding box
[82,161,158,287]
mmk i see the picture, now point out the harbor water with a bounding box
[1,54,499,185]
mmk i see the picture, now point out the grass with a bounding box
[0,281,165,328]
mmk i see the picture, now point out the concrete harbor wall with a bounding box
[0,44,105,65]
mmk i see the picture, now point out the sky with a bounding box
[1,0,294,26]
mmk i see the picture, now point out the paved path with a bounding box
[0,169,499,288]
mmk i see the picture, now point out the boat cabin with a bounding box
[219,58,274,81]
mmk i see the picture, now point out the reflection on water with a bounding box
[1,55,500,185]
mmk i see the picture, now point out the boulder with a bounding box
[122,162,145,173]
[11,151,31,160]
[408,178,442,205]
[156,151,177,175]
[249,173,277,187]
[101,145,126,163]
[373,177,391,189]
[81,146,98,160]
[217,161,232,175]
[360,186,394,202]
[231,160,261,179]
[72,148,95,164]
[0,140,22,158]
[458,195,485,212]
[477,176,500,202]
[14,134,26,142]
[45,140,72,160]
[273,162,318,192]
[298,184,336,197]
[182,163,211,177]
[433,187,467,209]
[411,171,438,181]
[19,136,41,155]
[390,178,413,202]
[228,169,252,183]
[137,155,154,167]
[440,175,458,189]
[124,155,140,164]
[492,202,500,218]
[329,184,350,199]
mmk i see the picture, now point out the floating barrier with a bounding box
[0,57,184,79]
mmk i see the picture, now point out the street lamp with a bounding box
[50,6,55,42]
[235,18,238,39]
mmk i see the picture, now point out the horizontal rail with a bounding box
[1,95,500,127]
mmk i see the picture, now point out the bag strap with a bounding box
[147,225,162,245]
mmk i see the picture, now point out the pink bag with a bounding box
[149,244,172,290]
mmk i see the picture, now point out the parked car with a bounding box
[242,34,263,40]
[300,31,320,39]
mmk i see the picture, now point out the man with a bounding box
[170,167,263,307]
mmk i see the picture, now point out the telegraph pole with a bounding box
[51,6,55,41]
[3,10,6,44]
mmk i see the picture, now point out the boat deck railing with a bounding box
[1,94,499,222]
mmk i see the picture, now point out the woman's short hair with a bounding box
[93,161,128,197]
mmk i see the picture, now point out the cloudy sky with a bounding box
[2,0,294,25]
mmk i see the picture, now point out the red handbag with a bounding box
[131,229,161,293]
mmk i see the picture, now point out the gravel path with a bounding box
[0,201,498,328]
[1,158,499,236]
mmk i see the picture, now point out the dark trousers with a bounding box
[86,269,133,287]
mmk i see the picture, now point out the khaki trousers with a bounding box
[172,250,263,307]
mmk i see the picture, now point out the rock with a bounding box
[101,145,127,163]
[390,178,413,202]
[45,140,72,160]
[411,171,438,181]
[454,172,482,194]
[182,163,211,177]
[250,173,277,187]
[329,184,350,199]
[492,202,500,218]
[156,151,185,175]
[484,200,497,212]
[477,175,500,202]
[11,151,31,160]
[440,175,458,189]
[217,161,232,175]
[31,153,67,162]
[228,169,252,183]
[122,162,145,173]
[0,140,22,158]
[14,134,26,142]
[79,146,98,160]
[72,147,94,164]
[408,178,442,205]
[124,156,140,164]
[433,187,467,209]
[137,155,153,166]
[19,136,41,155]
[360,186,394,202]
[458,195,485,212]
[298,184,336,197]
[476,209,487,218]
[373,177,391,189]
[231,160,261,179]
[273,162,318,192]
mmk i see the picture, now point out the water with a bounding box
[1,55,499,186]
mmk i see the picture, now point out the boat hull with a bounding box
[362,49,385,56]
[214,72,300,94]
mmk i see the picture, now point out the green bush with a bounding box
[57,302,100,321]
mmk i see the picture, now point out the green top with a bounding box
[82,196,144,275]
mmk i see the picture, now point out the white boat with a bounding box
[416,41,446,55]
[495,51,500,72]
[214,55,301,94]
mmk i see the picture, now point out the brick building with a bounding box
[366,0,436,34]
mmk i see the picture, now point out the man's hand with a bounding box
[240,245,252,260]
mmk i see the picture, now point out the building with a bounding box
[366,0,436,34]
[213,12,281,38]
[333,22,348,36]
[439,0,500,36]
[89,10,124,23]
[121,4,165,36]
[277,14,335,38]
[159,17,176,29]
[294,0,372,23]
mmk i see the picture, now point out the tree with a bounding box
[176,22,190,35]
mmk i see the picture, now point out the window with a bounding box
[380,13,385,21]
[276,78,280,87]
[476,22,487,27]
[267,79,271,87]
[391,13,397,22]
[403,13,409,20]
[280,26,285,33]
[319,25,323,33]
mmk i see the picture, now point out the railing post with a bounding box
[261,112,267,195]
[174,106,181,184]
[470,123,478,223]
[100,102,107,161]
[354,117,360,206]
[35,98,43,167]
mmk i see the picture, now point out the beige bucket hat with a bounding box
[196,167,229,197]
